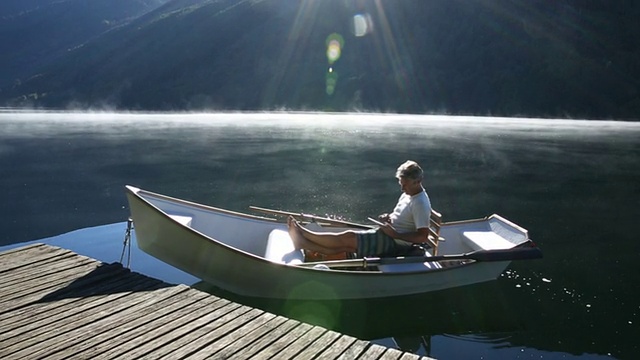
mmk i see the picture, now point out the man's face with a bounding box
[398,176,415,193]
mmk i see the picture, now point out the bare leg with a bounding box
[289,229,353,255]
[287,216,357,254]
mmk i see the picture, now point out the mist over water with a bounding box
[1,112,638,359]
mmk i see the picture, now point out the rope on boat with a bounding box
[119,217,133,268]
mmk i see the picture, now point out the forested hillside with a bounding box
[0,0,169,86]
[1,0,638,120]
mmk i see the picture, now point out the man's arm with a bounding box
[380,224,429,244]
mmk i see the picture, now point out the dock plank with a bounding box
[0,256,90,290]
[0,273,159,331]
[0,261,101,301]
[0,243,45,258]
[0,267,146,317]
[0,263,133,314]
[359,343,388,359]
[227,319,303,359]
[0,277,152,336]
[187,311,279,360]
[205,315,289,359]
[315,335,360,358]
[43,288,214,359]
[0,244,436,360]
[275,325,328,359]
[293,329,342,359]
[400,352,425,360]
[119,301,244,359]
[1,286,187,359]
[161,306,263,358]
[0,252,87,283]
[332,335,369,360]
[0,265,105,312]
[92,297,233,359]
[0,244,64,267]
[249,322,315,360]
[0,253,100,292]
[379,348,406,360]
[71,296,223,359]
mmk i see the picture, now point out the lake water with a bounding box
[1,112,638,359]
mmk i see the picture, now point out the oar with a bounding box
[298,245,543,268]
[249,206,373,229]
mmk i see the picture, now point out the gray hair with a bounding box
[395,160,423,180]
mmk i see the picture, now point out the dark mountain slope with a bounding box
[3,0,639,119]
[0,0,61,16]
[0,0,169,86]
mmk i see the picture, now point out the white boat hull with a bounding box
[125,185,535,300]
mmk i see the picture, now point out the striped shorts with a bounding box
[356,228,398,257]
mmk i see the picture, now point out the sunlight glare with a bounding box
[325,33,344,95]
[353,13,372,37]
[326,70,338,95]
[325,33,344,64]
[327,41,341,62]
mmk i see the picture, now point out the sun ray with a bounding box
[370,0,423,107]
[262,0,322,107]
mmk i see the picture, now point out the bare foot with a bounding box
[288,215,304,229]
[287,216,305,249]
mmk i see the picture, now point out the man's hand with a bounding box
[378,213,391,223]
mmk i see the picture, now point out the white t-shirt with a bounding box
[390,190,432,234]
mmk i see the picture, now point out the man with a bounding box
[288,160,432,257]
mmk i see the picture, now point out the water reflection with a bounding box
[1,112,638,359]
[191,277,566,359]
[192,278,527,353]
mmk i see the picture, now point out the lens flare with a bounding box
[326,70,338,95]
[327,42,341,63]
[325,33,344,64]
[281,281,342,329]
[325,33,344,95]
[353,13,372,37]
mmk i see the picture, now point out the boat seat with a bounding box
[462,231,513,251]
[422,209,444,255]
[264,229,304,265]
[167,214,193,227]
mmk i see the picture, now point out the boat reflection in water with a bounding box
[193,278,526,357]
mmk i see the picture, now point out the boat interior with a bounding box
[137,188,530,272]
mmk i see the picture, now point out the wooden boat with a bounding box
[125,185,542,300]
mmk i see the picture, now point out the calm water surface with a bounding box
[1,112,638,359]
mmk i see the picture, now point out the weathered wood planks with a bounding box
[0,244,433,359]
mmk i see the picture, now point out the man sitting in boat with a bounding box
[288,160,432,258]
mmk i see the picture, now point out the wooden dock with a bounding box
[0,244,434,359]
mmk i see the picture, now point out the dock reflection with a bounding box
[193,279,524,356]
